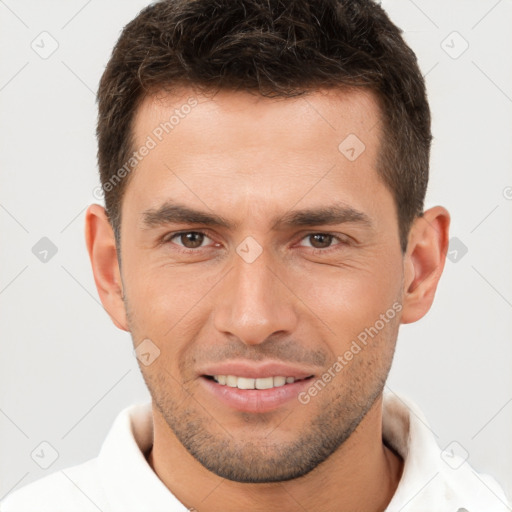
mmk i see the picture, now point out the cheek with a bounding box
[290,258,402,342]
[124,260,218,343]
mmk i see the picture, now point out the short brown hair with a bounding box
[97,0,430,253]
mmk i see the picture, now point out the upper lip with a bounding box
[198,361,316,380]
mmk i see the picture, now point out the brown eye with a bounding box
[307,233,335,249]
[172,232,207,249]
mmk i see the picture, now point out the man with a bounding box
[1,0,509,511]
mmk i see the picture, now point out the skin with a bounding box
[85,87,450,511]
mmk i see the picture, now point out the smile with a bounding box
[200,374,316,413]
[208,375,310,389]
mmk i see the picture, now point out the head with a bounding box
[86,0,449,483]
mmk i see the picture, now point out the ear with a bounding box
[401,206,450,324]
[85,204,129,331]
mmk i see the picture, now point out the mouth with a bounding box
[199,373,316,413]
[203,374,314,389]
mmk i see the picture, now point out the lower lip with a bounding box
[199,376,314,413]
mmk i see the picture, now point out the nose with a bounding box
[213,247,299,346]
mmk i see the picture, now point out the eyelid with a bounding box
[295,232,351,250]
[163,229,215,248]
[161,229,351,253]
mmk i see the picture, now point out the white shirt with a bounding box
[1,393,509,512]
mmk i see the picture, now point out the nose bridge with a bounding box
[213,245,297,345]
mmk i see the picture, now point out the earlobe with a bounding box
[400,206,450,324]
[85,204,129,331]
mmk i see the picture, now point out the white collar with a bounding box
[96,393,510,511]
[382,390,509,511]
[97,402,184,511]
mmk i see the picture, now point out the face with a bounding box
[117,87,405,482]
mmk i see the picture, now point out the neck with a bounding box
[147,395,403,512]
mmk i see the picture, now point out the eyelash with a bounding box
[161,230,350,254]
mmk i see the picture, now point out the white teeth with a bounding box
[237,377,255,390]
[212,375,296,389]
[273,376,286,387]
[226,375,238,387]
[255,377,274,389]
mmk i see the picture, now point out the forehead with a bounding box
[123,86,389,227]
[133,86,382,154]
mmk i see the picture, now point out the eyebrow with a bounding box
[141,201,373,231]
[142,203,232,230]
[273,205,372,230]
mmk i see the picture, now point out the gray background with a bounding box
[1,0,511,504]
